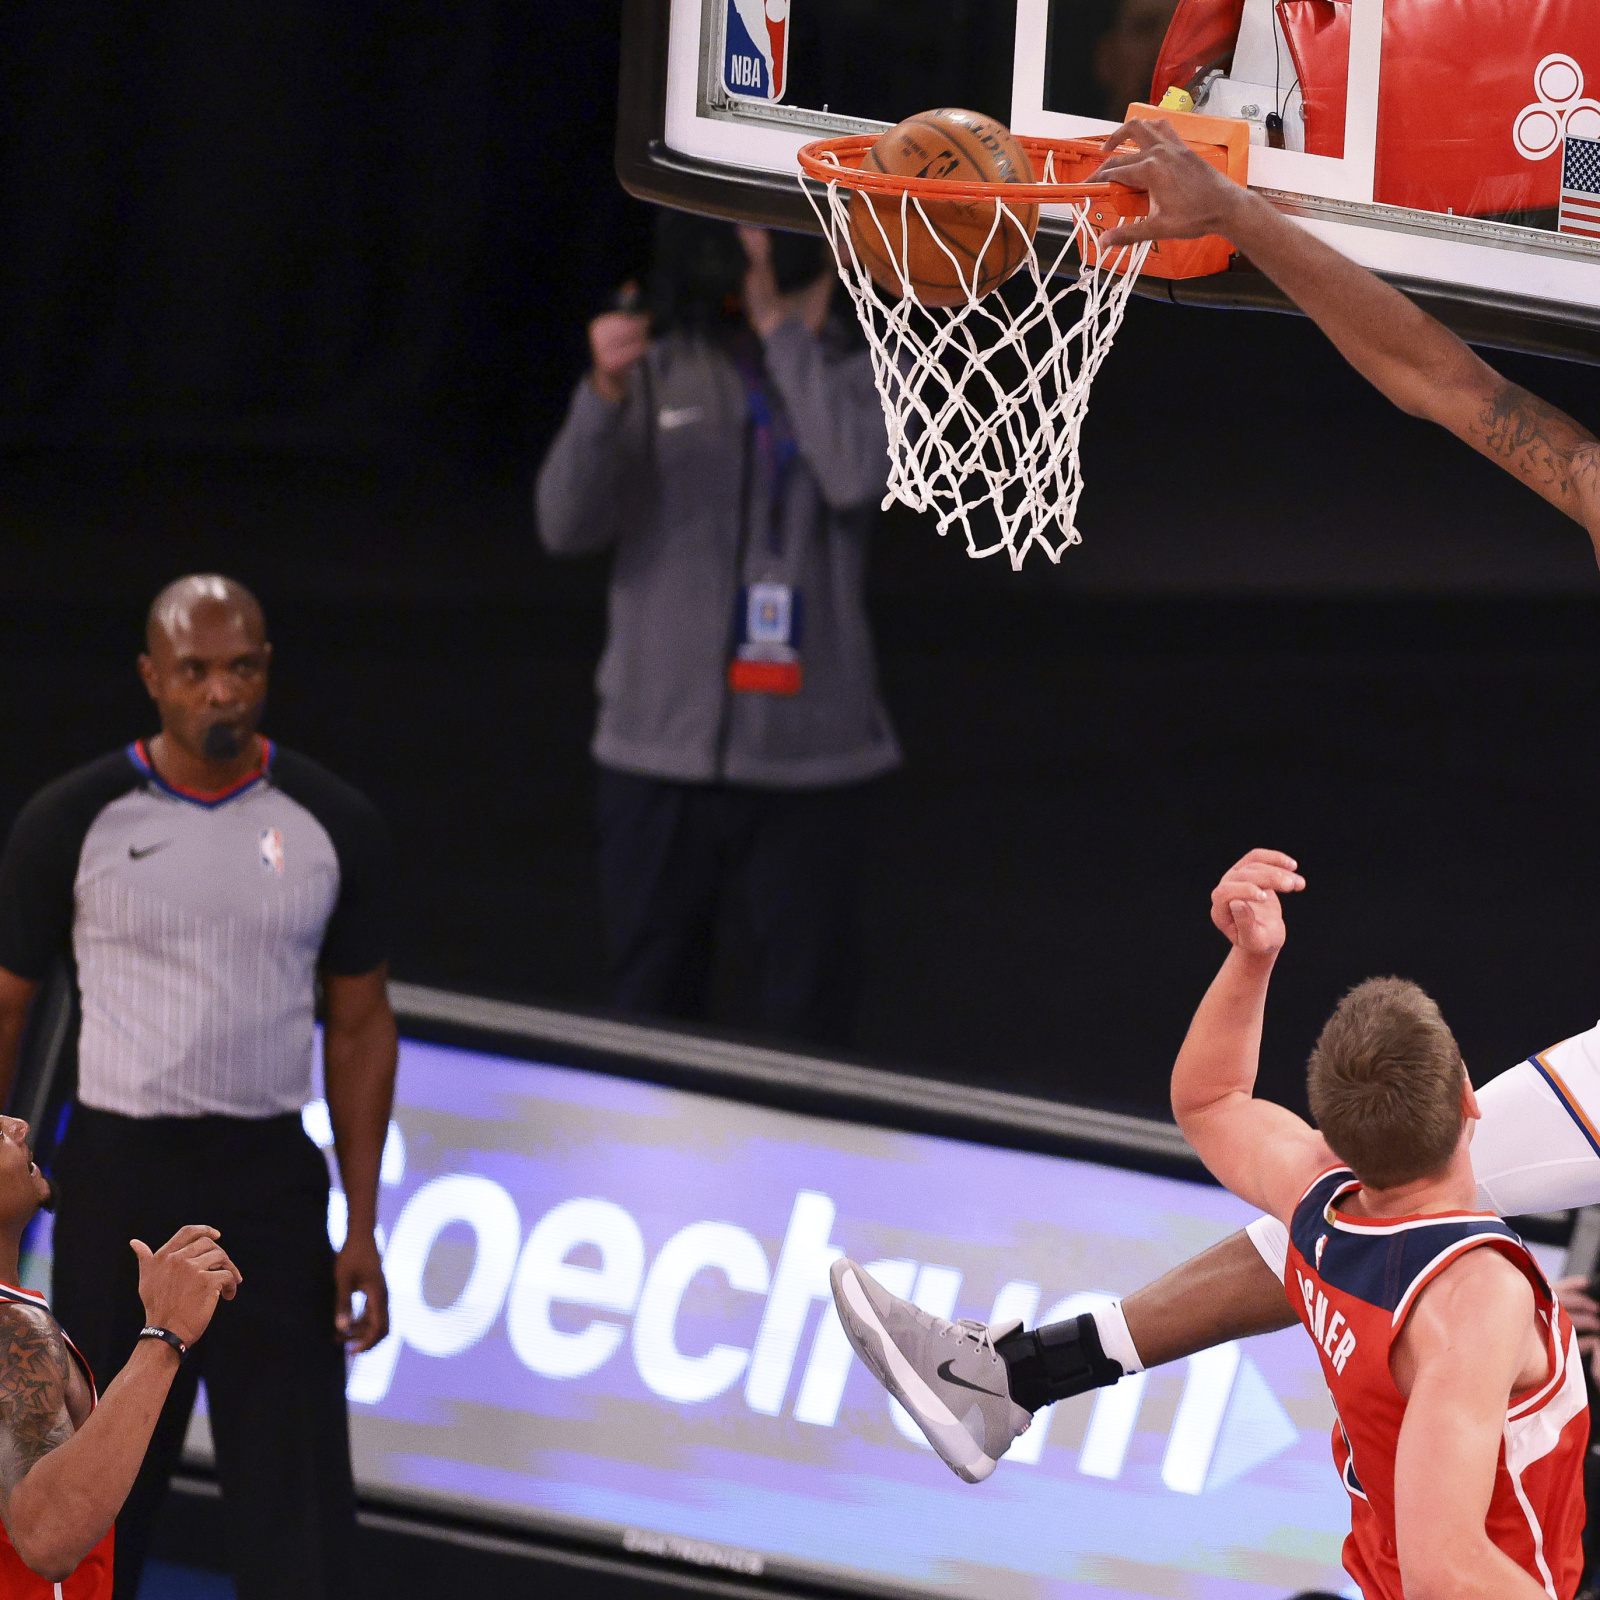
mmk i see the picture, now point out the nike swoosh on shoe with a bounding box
[128,841,173,860]
[937,1359,1006,1398]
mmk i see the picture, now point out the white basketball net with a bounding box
[801,157,1151,569]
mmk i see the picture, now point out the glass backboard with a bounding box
[617,0,1600,360]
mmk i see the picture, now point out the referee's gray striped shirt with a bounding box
[0,742,391,1119]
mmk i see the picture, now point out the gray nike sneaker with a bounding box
[829,1257,1033,1483]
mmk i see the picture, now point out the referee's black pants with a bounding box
[596,768,872,1052]
[53,1106,356,1600]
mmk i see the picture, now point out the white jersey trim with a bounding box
[1508,1307,1568,1423]
[1318,1177,1503,1240]
[1503,1322,1587,1600]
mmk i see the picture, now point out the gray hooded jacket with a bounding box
[536,318,901,788]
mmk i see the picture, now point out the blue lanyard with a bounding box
[735,352,799,556]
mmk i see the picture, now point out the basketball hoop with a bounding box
[798,132,1192,568]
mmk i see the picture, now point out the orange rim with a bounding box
[796,134,1132,206]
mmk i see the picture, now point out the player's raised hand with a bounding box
[1090,118,1246,249]
[131,1224,243,1347]
[1210,849,1304,957]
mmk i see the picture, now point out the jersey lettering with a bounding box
[1296,1269,1359,1374]
[1296,1270,1330,1342]
[1322,1308,1344,1355]
[1330,1326,1357,1373]
[1286,1167,1586,1600]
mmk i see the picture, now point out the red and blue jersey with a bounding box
[1286,1167,1587,1600]
[0,1281,114,1600]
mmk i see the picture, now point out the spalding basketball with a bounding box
[849,109,1039,308]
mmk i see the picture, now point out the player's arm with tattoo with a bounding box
[0,1304,77,1569]
[1093,121,1600,557]
[0,1228,240,1581]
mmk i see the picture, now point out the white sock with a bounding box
[1092,1300,1145,1375]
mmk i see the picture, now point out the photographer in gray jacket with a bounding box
[536,212,899,1049]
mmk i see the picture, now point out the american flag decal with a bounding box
[1559,135,1600,240]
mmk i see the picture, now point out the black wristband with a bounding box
[138,1326,189,1362]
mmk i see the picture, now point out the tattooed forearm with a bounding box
[1472,380,1600,519]
[0,1306,73,1508]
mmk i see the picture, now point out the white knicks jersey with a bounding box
[1474,1024,1600,1217]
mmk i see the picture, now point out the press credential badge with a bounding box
[729,582,802,695]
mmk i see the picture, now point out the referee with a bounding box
[0,575,397,1600]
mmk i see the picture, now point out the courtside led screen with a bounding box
[294,1037,1352,1599]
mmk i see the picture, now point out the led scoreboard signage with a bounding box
[280,1036,1351,1600]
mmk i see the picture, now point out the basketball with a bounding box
[848,108,1038,307]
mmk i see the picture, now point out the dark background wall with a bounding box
[4,0,1600,1127]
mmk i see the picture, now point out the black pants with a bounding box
[53,1106,356,1600]
[596,769,870,1051]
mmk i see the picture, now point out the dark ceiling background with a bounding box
[4,0,1600,1123]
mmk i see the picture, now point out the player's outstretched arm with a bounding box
[1391,1249,1554,1600]
[1171,850,1334,1218]
[0,1227,239,1581]
[1092,121,1600,555]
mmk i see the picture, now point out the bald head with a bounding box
[138,575,272,775]
[145,574,266,653]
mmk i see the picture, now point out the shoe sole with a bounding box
[832,1263,997,1484]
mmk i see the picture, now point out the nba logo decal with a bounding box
[259,827,285,876]
[723,0,788,102]
[1315,1234,1327,1268]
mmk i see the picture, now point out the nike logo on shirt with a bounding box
[657,406,704,431]
[936,1359,1005,1398]
[128,841,173,860]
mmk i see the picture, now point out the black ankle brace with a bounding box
[994,1313,1125,1413]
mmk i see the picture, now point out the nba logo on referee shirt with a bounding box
[259,827,285,876]
[723,0,788,102]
